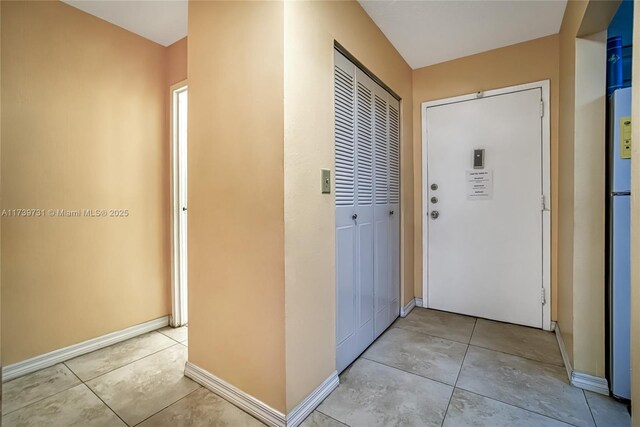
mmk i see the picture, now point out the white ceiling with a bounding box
[358,0,568,69]
[63,0,187,47]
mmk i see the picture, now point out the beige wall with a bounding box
[1,1,171,364]
[572,30,606,376]
[411,35,560,318]
[557,0,616,377]
[283,0,413,410]
[557,0,588,365]
[167,37,187,86]
[630,5,639,423]
[187,0,286,413]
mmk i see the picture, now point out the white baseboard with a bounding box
[555,324,574,381]
[571,371,609,395]
[400,298,416,317]
[2,316,169,382]
[415,297,424,307]
[185,362,338,427]
[186,362,286,427]
[555,324,609,396]
[286,371,339,427]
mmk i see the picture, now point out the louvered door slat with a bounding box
[389,104,400,204]
[334,65,355,207]
[356,82,373,206]
[374,94,388,205]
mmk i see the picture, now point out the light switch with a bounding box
[321,169,331,194]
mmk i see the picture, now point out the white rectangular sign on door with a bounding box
[466,170,493,200]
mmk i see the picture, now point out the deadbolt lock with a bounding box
[431,183,438,191]
[430,211,439,219]
[430,197,438,204]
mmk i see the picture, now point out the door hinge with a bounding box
[541,288,546,305]
[540,100,544,117]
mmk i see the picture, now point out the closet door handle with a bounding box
[352,213,358,220]
[389,210,394,215]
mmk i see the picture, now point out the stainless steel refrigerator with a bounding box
[608,86,632,400]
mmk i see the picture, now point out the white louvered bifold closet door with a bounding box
[335,50,400,373]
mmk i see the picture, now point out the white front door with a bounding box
[423,84,550,329]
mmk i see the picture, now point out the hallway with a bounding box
[2,309,631,427]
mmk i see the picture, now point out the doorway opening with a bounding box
[171,81,188,327]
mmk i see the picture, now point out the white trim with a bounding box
[571,372,610,396]
[2,316,169,382]
[170,80,189,327]
[285,371,339,427]
[421,80,552,331]
[185,362,286,427]
[415,297,424,307]
[400,298,416,317]
[185,362,338,427]
[555,323,573,381]
[555,324,609,395]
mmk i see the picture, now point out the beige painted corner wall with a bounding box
[411,35,560,319]
[187,0,286,413]
[283,0,413,411]
[1,0,171,365]
[572,30,606,376]
[630,6,639,423]
[557,0,588,366]
[167,37,187,86]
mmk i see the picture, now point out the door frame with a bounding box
[421,80,551,331]
[170,80,188,327]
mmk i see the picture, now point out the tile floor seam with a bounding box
[466,343,568,370]
[467,342,564,367]
[452,384,581,427]
[1,379,80,417]
[79,342,185,383]
[440,318,477,427]
[391,324,473,345]
[360,355,458,390]
[314,408,351,427]
[131,385,203,427]
[65,361,130,427]
[582,389,600,427]
[157,328,187,345]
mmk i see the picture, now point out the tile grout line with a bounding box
[467,342,565,368]
[157,327,188,346]
[359,356,457,390]
[132,386,203,427]
[393,323,565,369]
[78,341,184,383]
[3,332,190,424]
[391,324,472,346]
[439,317,477,427]
[453,386,581,427]
[1,377,80,417]
[582,389,599,427]
[64,361,130,427]
[315,408,351,427]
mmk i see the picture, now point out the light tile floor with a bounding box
[2,310,632,427]
[311,309,631,427]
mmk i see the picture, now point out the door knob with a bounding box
[430,211,439,219]
[389,210,394,215]
[352,213,358,220]
[182,207,187,212]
